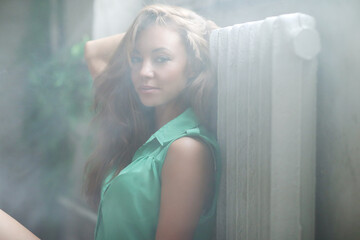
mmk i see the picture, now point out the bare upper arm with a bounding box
[156,137,215,240]
[84,33,125,79]
[0,209,40,240]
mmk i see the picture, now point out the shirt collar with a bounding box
[145,108,199,146]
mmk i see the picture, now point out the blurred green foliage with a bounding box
[23,35,93,188]
[21,37,93,237]
[9,0,94,238]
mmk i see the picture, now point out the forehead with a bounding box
[133,25,186,53]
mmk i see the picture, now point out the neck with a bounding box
[155,103,186,130]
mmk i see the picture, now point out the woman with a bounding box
[84,4,221,240]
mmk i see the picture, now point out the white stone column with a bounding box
[210,13,320,240]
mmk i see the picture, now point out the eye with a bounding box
[131,56,142,64]
[155,56,171,63]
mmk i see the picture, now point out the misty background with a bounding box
[0,0,359,239]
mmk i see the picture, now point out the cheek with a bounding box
[130,70,139,86]
[164,63,188,84]
[166,75,187,94]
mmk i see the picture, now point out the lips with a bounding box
[138,85,160,94]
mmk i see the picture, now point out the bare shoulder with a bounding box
[167,137,212,162]
[163,137,214,174]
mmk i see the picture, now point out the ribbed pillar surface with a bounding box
[210,13,319,240]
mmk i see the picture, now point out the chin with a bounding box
[141,103,157,107]
[139,98,160,107]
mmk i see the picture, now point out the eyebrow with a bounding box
[132,47,173,55]
[152,47,172,54]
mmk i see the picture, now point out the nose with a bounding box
[139,59,154,78]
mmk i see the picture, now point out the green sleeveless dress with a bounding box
[94,108,221,240]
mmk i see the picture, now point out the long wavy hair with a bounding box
[84,4,218,208]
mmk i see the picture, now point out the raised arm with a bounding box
[0,209,40,240]
[84,33,125,79]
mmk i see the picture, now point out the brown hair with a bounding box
[84,4,218,208]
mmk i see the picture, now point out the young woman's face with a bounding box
[130,25,188,108]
